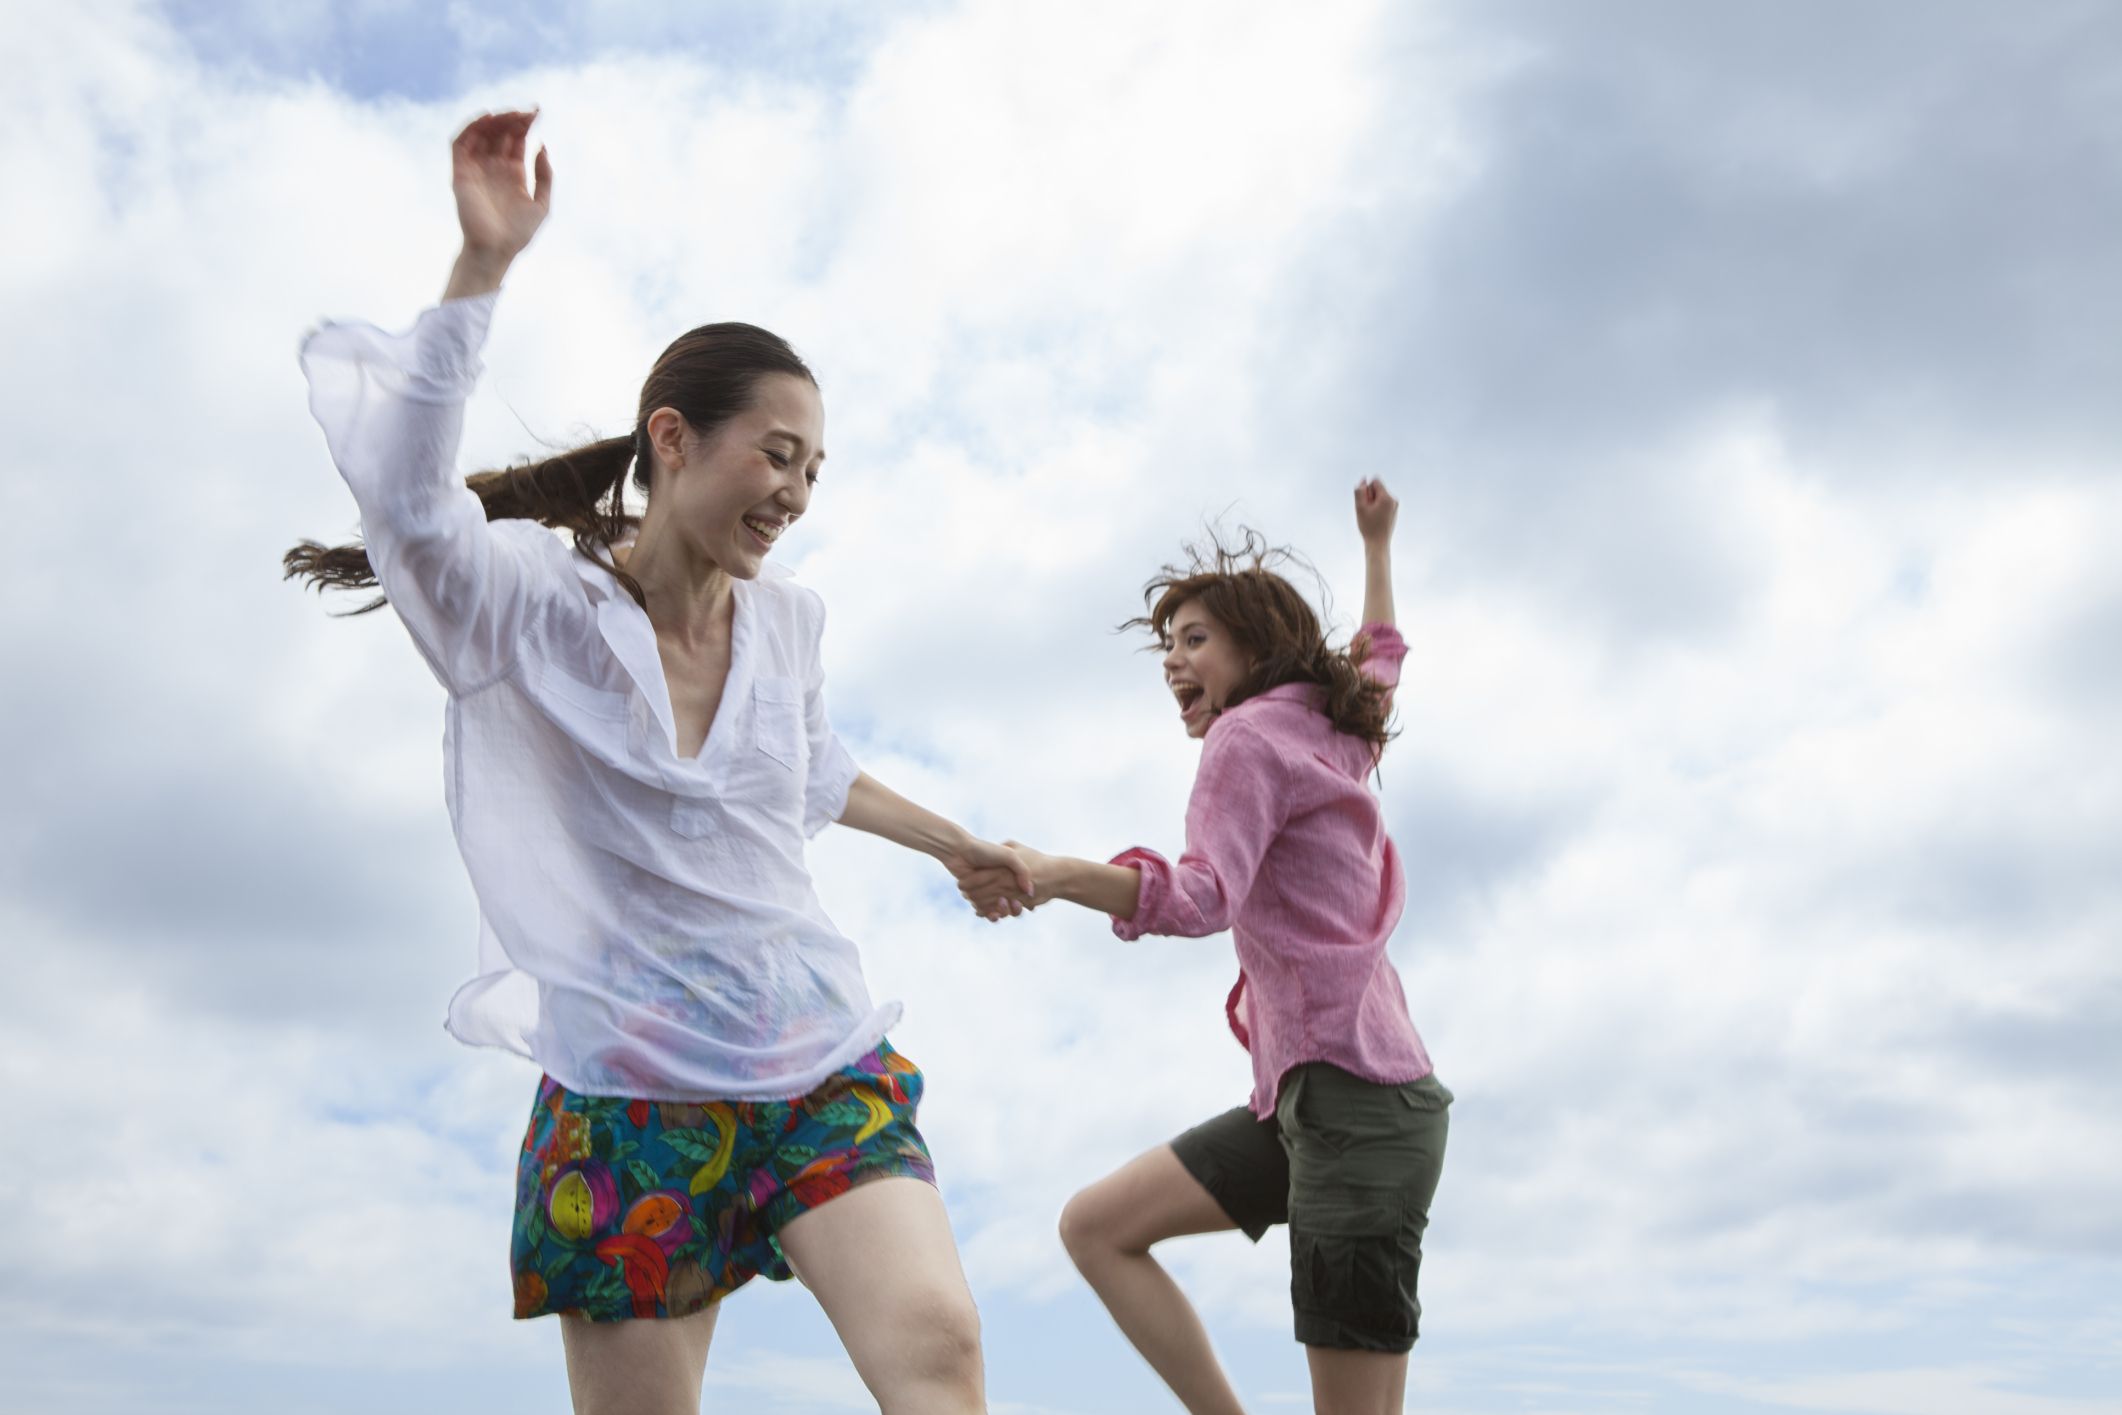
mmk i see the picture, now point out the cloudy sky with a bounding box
[3,1,2118,1412]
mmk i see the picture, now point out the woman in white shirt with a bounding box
[287,110,1020,1415]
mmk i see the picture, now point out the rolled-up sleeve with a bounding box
[1109,718,1290,940]
[301,293,543,695]
[1356,621,1406,688]
[799,594,860,838]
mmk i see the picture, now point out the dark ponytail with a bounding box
[1124,529,1398,755]
[285,322,814,613]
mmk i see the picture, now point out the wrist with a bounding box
[445,246,513,300]
[1044,855,1078,903]
[928,820,973,863]
[1054,856,1105,909]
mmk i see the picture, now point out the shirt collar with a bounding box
[567,539,767,763]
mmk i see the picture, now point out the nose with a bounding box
[779,474,810,519]
[1161,643,1184,673]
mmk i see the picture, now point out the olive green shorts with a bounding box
[1168,1064,1451,1353]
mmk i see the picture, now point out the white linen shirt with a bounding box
[301,292,893,1101]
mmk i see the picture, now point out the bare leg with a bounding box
[1058,1144,1248,1415]
[775,1176,985,1415]
[1304,1346,1408,1415]
[559,1301,720,1415]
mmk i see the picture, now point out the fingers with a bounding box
[966,890,1024,922]
[958,870,1033,921]
[453,109,541,170]
[533,145,553,209]
[996,839,1037,894]
[959,882,1028,909]
[958,845,1039,921]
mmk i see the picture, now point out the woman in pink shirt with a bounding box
[962,482,1449,1415]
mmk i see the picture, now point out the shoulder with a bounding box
[491,517,575,558]
[491,518,590,595]
[747,567,826,620]
[1217,688,1316,735]
[743,569,832,670]
[1201,706,1294,772]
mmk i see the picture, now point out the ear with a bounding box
[644,407,690,484]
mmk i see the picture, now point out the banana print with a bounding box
[688,1103,738,1196]
[850,1084,893,1144]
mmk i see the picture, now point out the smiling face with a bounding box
[643,372,825,578]
[1162,598,1254,739]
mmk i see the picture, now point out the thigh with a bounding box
[1305,1344,1408,1415]
[774,1176,980,1380]
[1164,1104,1293,1243]
[559,1303,720,1415]
[1067,1140,1252,1252]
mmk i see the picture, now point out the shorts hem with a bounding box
[1167,1141,1271,1244]
[759,1154,939,1240]
[1293,1308,1418,1354]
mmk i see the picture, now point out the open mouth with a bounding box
[742,515,785,550]
[1172,682,1206,717]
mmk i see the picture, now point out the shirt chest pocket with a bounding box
[750,676,805,771]
[670,677,807,840]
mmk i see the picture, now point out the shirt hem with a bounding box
[1251,1054,1436,1117]
[444,1001,906,1104]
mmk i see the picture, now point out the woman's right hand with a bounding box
[960,841,1057,921]
[445,111,552,295]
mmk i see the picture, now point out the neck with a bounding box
[615,521,735,646]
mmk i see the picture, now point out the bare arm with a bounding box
[1047,854,1145,917]
[838,773,1032,892]
[441,110,552,301]
[1355,478,1398,627]
[960,844,1142,921]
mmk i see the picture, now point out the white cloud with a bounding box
[2,0,2118,1409]
[1689,1364,2122,1415]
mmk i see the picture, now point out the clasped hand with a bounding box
[956,841,1056,922]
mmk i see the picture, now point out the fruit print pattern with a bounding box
[511,1040,934,1321]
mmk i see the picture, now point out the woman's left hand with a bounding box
[1355,477,1398,545]
[452,110,552,264]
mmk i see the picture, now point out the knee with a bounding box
[1056,1188,1110,1267]
[897,1288,983,1389]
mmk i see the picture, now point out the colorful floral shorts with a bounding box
[510,1040,935,1321]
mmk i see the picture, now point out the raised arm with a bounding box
[1355,478,1398,628]
[298,111,556,695]
[443,111,552,300]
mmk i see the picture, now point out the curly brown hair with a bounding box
[1124,529,1397,754]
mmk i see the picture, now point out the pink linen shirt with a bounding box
[1111,623,1433,1116]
